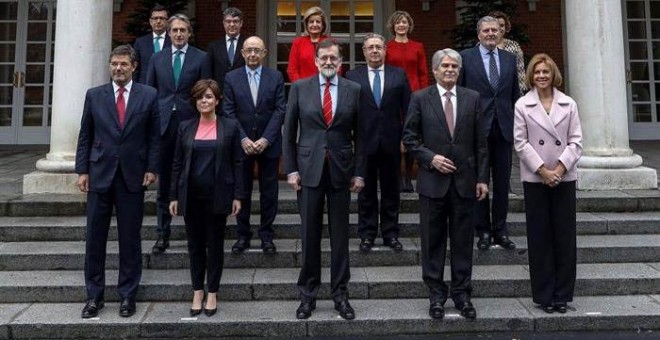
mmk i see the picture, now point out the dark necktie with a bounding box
[228,37,236,66]
[323,79,333,126]
[117,87,126,127]
[372,69,381,107]
[488,51,499,89]
[443,91,454,137]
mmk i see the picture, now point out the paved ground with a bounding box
[1,141,659,196]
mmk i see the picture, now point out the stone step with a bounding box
[3,188,660,216]
[0,263,658,303]
[2,295,659,338]
[1,212,659,242]
[1,235,659,270]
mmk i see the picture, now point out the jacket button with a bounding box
[539,140,544,145]
[555,140,561,146]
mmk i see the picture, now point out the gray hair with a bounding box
[168,13,192,34]
[477,16,499,31]
[223,7,242,19]
[362,33,386,45]
[432,48,462,70]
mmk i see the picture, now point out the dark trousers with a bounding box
[184,198,227,292]
[297,162,351,301]
[235,155,278,242]
[358,150,401,240]
[419,183,474,306]
[523,181,577,305]
[85,169,144,301]
[156,111,181,238]
[475,121,512,238]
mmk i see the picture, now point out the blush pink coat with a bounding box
[514,87,583,183]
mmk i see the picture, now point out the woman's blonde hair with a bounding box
[525,53,563,89]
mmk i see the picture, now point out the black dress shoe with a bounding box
[296,299,316,319]
[456,301,477,319]
[359,238,374,252]
[152,237,170,253]
[231,239,251,254]
[383,238,403,252]
[477,235,491,250]
[429,302,445,319]
[541,304,555,314]
[261,240,277,254]
[81,299,104,319]
[334,299,355,320]
[554,302,567,314]
[493,236,516,249]
[119,299,136,317]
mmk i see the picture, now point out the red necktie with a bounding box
[117,87,126,127]
[323,79,332,127]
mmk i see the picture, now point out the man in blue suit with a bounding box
[132,4,171,83]
[75,45,159,319]
[207,7,246,95]
[223,36,285,254]
[458,16,521,251]
[146,13,212,253]
[345,33,411,253]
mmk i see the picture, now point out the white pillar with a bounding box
[23,0,113,194]
[565,0,657,189]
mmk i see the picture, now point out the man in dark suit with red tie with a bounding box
[283,39,365,320]
[223,36,286,254]
[345,33,411,253]
[146,13,211,253]
[207,7,246,95]
[76,45,159,319]
[403,48,488,320]
[132,4,171,83]
[458,16,521,250]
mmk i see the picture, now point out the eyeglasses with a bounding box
[150,16,168,21]
[363,45,384,51]
[242,48,264,55]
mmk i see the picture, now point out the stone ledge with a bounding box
[578,166,658,190]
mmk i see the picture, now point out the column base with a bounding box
[577,166,657,190]
[23,171,79,194]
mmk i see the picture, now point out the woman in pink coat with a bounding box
[513,53,583,314]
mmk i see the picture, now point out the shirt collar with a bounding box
[479,44,498,56]
[226,34,240,43]
[319,74,338,86]
[112,80,133,93]
[245,65,263,75]
[172,44,189,55]
[436,83,456,97]
[152,32,165,39]
[368,64,385,72]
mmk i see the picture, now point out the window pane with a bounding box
[277,43,293,63]
[0,107,11,126]
[0,65,13,86]
[0,23,17,40]
[28,2,51,20]
[332,21,350,33]
[0,44,16,63]
[633,104,652,122]
[651,21,660,38]
[22,107,43,126]
[628,21,647,39]
[278,21,297,33]
[627,1,646,19]
[355,42,365,62]
[631,62,649,80]
[631,82,650,101]
[355,21,373,34]
[27,22,48,41]
[652,2,660,18]
[0,86,12,105]
[25,64,45,84]
[24,86,44,105]
[0,3,18,20]
[630,41,648,59]
[26,43,46,62]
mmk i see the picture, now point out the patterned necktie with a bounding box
[228,37,236,66]
[117,87,126,127]
[153,36,161,53]
[323,79,333,126]
[444,91,454,137]
[173,50,182,86]
[372,69,381,107]
[249,70,258,106]
[488,51,499,90]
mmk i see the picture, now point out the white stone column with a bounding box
[23,0,113,194]
[565,0,657,190]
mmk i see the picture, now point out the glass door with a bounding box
[0,0,55,144]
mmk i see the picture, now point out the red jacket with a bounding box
[385,39,428,92]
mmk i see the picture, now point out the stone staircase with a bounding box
[0,188,659,338]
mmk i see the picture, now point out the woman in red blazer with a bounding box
[287,6,329,83]
[384,10,428,193]
[514,54,583,314]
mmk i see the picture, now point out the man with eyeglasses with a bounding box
[346,33,411,254]
[207,7,246,95]
[222,36,286,255]
[132,4,171,83]
[283,39,365,321]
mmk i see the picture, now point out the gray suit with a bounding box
[283,75,364,301]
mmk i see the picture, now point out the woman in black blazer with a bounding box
[169,79,246,317]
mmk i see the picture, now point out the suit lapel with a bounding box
[471,47,492,93]
[359,67,377,108]
[454,87,468,138]
[215,119,224,175]
[255,68,269,108]
[526,90,560,139]
[309,77,324,126]
[334,78,348,127]
[178,48,194,89]
[122,83,140,130]
[161,47,176,90]
[381,66,394,104]
[427,85,451,139]
[104,84,122,129]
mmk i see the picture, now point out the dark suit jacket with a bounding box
[169,117,247,216]
[402,85,488,199]
[457,46,520,142]
[207,35,246,93]
[222,66,286,158]
[283,75,365,189]
[75,82,160,193]
[133,33,171,83]
[146,45,212,135]
[345,65,411,155]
